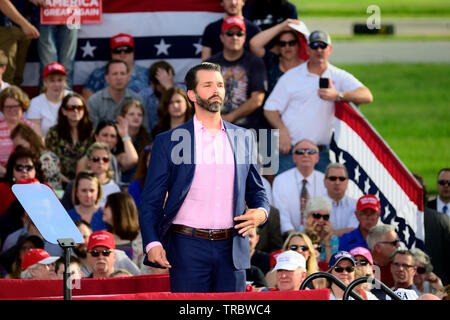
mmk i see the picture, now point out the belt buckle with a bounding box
[208,230,214,240]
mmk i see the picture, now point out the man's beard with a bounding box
[195,92,224,113]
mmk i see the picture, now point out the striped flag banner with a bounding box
[22,0,223,87]
[330,101,424,249]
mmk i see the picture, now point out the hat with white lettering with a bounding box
[87,231,116,250]
[356,194,381,213]
[221,16,246,32]
[273,250,306,271]
[43,62,66,79]
[110,33,134,49]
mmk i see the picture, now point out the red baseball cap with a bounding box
[356,194,381,213]
[110,33,134,50]
[21,248,59,271]
[87,231,116,250]
[43,62,66,79]
[221,16,246,33]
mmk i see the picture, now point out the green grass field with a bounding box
[334,63,450,195]
[291,0,450,16]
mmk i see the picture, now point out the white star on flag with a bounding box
[364,178,371,194]
[155,38,171,56]
[193,38,202,56]
[80,40,96,58]
[354,166,361,183]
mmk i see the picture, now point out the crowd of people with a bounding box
[0,0,449,300]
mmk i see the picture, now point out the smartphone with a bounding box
[319,77,329,88]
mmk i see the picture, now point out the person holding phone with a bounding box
[263,30,373,174]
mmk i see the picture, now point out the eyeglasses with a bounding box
[311,213,330,221]
[377,239,400,246]
[309,42,328,50]
[355,260,369,266]
[278,40,297,47]
[64,104,84,111]
[14,164,34,172]
[89,249,113,257]
[91,156,110,163]
[112,46,133,54]
[392,262,415,269]
[289,244,309,252]
[327,176,347,182]
[333,266,354,273]
[438,180,450,186]
[294,148,318,155]
[224,30,245,37]
[4,104,21,110]
[416,267,426,274]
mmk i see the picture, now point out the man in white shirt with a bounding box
[323,163,358,236]
[272,139,327,236]
[263,30,373,174]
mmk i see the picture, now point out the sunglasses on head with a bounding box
[438,180,450,186]
[289,244,309,252]
[91,156,110,163]
[224,30,245,37]
[334,266,354,273]
[89,249,112,257]
[278,40,297,47]
[14,164,34,172]
[327,176,347,181]
[311,213,330,221]
[112,46,133,54]
[309,42,328,50]
[64,104,84,111]
[294,148,318,155]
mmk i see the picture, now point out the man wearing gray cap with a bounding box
[263,30,373,174]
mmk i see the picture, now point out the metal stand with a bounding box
[57,238,77,301]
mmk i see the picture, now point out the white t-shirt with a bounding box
[272,167,327,234]
[25,90,71,137]
[99,179,121,208]
[264,62,363,146]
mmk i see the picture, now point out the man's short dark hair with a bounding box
[149,60,174,85]
[184,62,222,91]
[437,168,450,179]
[105,59,128,74]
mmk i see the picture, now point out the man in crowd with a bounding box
[391,249,421,297]
[262,250,307,291]
[263,30,373,174]
[339,194,381,252]
[323,163,358,237]
[82,33,149,100]
[206,15,267,131]
[20,248,58,279]
[272,139,327,236]
[427,168,450,216]
[86,230,117,278]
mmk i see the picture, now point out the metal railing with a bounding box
[343,276,402,300]
[299,272,364,300]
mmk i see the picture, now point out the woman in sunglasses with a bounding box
[45,93,94,184]
[67,171,108,232]
[327,251,360,300]
[411,248,443,295]
[349,247,379,300]
[249,18,307,96]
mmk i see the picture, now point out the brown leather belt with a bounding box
[171,224,232,241]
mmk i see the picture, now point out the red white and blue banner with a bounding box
[330,102,424,249]
[23,0,223,87]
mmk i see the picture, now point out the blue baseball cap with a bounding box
[328,251,356,269]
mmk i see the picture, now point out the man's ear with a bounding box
[187,90,196,103]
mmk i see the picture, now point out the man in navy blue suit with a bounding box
[138,62,270,292]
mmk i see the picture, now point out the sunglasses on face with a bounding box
[278,40,297,47]
[64,104,84,111]
[416,267,426,274]
[377,239,400,246]
[289,244,309,252]
[334,266,355,273]
[89,249,113,257]
[14,164,34,172]
[355,260,369,266]
[438,180,450,186]
[327,176,347,182]
[309,42,328,50]
[91,156,110,163]
[112,46,133,54]
[294,148,318,155]
[315,245,323,253]
[311,213,330,221]
[224,30,245,37]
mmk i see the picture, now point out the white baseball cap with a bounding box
[273,250,306,271]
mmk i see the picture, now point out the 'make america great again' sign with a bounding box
[40,0,102,25]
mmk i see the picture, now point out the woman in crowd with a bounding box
[250,18,307,95]
[349,246,378,300]
[45,92,93,184]
[76,120,139,185]
[118,100,151,183]
[152,87,194,139]
[411,248,444,295]
[326,251,359,300]
[128,144,152,207]
[67,171,107,232]
[0,86,39,178]
[102,192,143,267]
[10,122,46,157]
[26,62,71,137]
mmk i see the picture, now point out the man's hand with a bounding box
[234,208,266,236]
[278,127,292,155]
[318,79,339,101]
[148,245,171,268]
[155,67,174,90]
